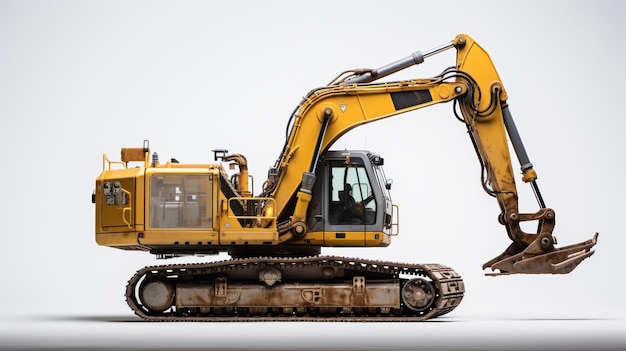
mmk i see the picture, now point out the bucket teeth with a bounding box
[484,233,598,276]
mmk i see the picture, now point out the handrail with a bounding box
[120,188,133,228]
[102,153,127,171]
[390,204,400,236]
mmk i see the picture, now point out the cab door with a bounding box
[320,151,384,246]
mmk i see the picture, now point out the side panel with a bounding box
[139,169,279,249]
[96,164,281,254]
[175,279,401,309]
[95,167,146,249]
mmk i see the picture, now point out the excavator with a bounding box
[93,34,598,321]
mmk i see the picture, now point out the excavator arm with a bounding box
[263,34,597,275]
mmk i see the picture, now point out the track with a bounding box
[125,256,465,322]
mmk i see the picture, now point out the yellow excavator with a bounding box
[93,34,597,321]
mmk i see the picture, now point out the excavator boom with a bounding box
[260,34,596,275]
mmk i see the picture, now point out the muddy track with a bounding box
[125,255,465,322]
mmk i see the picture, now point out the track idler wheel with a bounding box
[401,278,436,312]
[139,277,174,313]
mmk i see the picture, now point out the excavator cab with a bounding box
[305,150,397,247]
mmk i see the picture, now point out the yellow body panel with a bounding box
[95,155,281,251]
[138,230,220,246]
[96,232,143,247]
[293,231,390,247]
[218,228,278,245]
[95,166,145,233]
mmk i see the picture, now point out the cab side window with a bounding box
[328,162,376,225]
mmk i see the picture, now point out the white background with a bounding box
[1,1,624,350]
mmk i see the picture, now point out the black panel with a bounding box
[220,175,248,226]
[390,90,433,110]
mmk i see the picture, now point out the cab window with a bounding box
[328,161,376,225]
